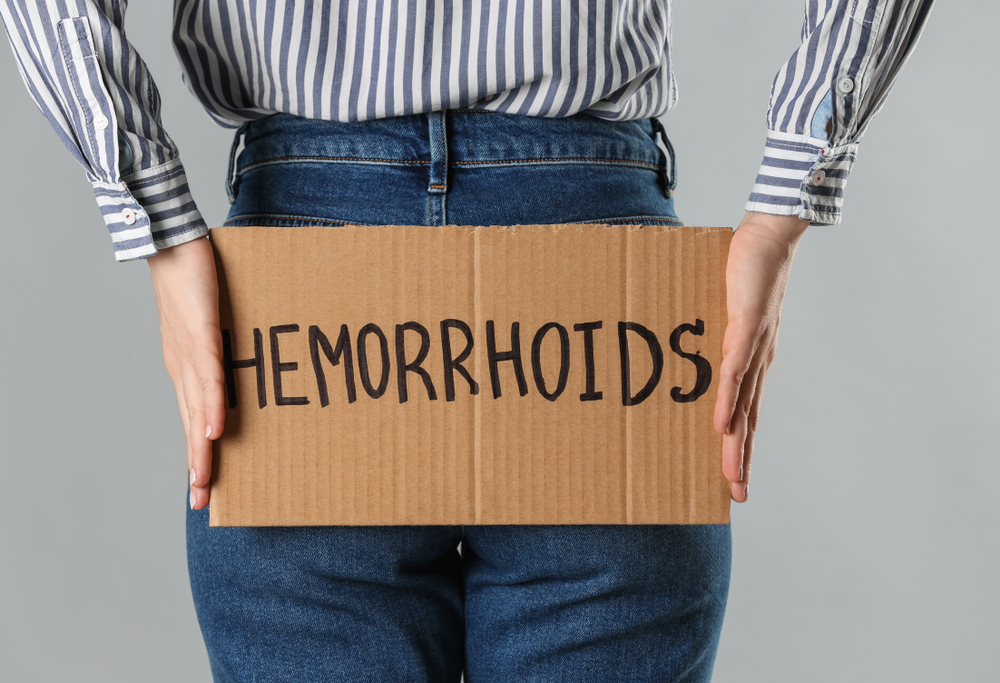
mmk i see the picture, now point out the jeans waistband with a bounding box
[226,111,675,204]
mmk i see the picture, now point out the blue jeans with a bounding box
[190,111,731,682]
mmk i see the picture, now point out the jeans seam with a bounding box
[442,119,448,197]
[223,213,368,227]
[581,215,684,226]
[238,156,431,174]
[451,158,663,169]
[238,157,661,171]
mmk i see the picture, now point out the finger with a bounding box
[203,371,227,443]
[738,363,768,502]
[746,356,768,439]
[189,442,211,510]
[713,325,756,436]
[731,362,767,503]
[174,380,191,439]
[183,373,213,510]
[173,383,194,474]
[174,386,199,508]
[722,348,763,489]
[191,353,225,511]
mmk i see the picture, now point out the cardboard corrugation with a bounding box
[210,224,732,526]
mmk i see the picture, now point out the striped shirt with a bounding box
[1,1,933,262]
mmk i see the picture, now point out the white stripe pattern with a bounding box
[747,0,934,223]
[0,1,933,261]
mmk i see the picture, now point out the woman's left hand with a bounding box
[713,211,808,502]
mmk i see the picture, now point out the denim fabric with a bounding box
[192,110,731,683]
[224,110,680,229]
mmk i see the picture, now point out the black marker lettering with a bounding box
[441,319,479,401]
[486,321,529,399]
[573,321,603,401]
[669,319,712,403]
[395,322,437,403]
[269,325,309,406]
[357,323,390,399]
[309,324,357,406]
[531,322,570,402]
[222,328,267,410]
[618,322,664,406]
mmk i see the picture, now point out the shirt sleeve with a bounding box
[746,0,935,225]
[1,0,207,261]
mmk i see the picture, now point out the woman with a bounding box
[1,0,933,680]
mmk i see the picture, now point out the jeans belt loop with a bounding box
[649,116,676,199]
[226,121,251,205]
[427,111,449,195]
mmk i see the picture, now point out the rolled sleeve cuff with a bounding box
[92,158,208,262]
[124,158,209,250]
[745,132,858,226]
[92,180,159,261]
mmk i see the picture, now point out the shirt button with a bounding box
[837,77,854,94]
[809,170,827,185]
[121,208,137,225]
[94,114,110,130]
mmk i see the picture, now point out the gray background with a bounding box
[1,1,995,680]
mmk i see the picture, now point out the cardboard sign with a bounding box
[209,224,732,526]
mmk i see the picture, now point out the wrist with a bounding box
[147,235,214,279]
[738,211,808,249]
[146,235,220,313]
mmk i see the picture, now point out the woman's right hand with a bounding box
[147,236,225,510]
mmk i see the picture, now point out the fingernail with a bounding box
[189,490,196,510]
[190,468,196,485]
[744,484,749,500]
[206,424,212,439]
